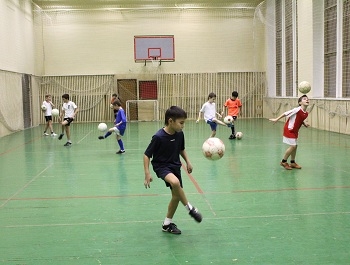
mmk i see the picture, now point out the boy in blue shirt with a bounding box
[144,106,202,235]
[98,100,126,154]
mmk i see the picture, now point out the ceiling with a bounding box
[31,0,264,10]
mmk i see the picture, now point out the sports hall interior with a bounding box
[0,0,349,264]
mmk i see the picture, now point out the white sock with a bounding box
[163,217,172,226]
[185,203,193,211]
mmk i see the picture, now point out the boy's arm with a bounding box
[196,112,201,123]
[221,105,226,116]
[180,150,193,174]
[143,154,153,188]
[73,107,79,118]
[269,113,286,124]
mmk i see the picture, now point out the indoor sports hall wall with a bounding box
[32,6,265,75]
[1,0,350,137]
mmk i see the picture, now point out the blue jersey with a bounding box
[144,128,185,170]
[115,108,127,133]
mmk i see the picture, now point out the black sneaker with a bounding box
[116,150,125,154]
[229,134,236,140]
[162,223,181,234]
[58,133,64,140]
[98,136,105,140]
[64,142,72,146]
[189,207,202,223]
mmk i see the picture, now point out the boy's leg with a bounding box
[290,146,301,169]
[280,145,296,170]
[164,174,202,222]
[58,120,67,140]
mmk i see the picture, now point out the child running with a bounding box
[58,94,78,146]
[144,106,202,235]
[98,100,126,154]
[269,95,310,170]
[221,91,242,139]
[196,92,227,137]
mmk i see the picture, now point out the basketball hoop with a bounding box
[150,56,161,67]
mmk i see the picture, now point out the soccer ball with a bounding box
[110,104,114,109]
[202,137,225,160]
[223,115,233,125]
[236,132,243,139]
[298,81,311,94]
[51,108,59,116]
[98,123,108,131]
[41,105,47,111]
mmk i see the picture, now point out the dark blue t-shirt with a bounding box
[144,128,185,170]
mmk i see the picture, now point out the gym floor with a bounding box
[0,118,349,264]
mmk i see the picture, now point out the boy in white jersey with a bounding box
[58,94,79,146]
[196,92,227,137]
[269,95,310,170]
[41,94,57,137]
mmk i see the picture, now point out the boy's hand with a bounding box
[186,163,193,174]
[269,118,278,124]
[144,173,153,189]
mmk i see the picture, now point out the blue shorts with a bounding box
[153,166,183,189]
[206,119,217,131]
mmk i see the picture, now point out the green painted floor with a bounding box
[0,119,349,265]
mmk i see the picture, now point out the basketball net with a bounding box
[150,56,160,67]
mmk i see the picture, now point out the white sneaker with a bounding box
[43,133,49,136]
[51,133,57,137]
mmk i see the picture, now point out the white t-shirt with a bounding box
[62,101,77,118]
[42,101,53,116]
[199,101,216,122]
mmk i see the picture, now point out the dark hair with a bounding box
[112,99,122,106]
[164,106,187,125]
[62,94,69,100]
[112,93,118,97]
[298,95,308,105]
[232,91,238,97]
[208,92,216,99]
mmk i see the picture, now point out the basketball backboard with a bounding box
[134,35,175,63]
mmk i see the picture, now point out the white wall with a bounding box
[0,0,34,74]
[35,9,265,76]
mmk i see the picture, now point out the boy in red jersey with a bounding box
[221,91,242,139]
[269,95,310,170]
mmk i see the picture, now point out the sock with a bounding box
[282,159,287,163]
[231,125,235,135]
[291,160,295,163]
[118,139,124,150]
[163,217,172,226]
[104,131,112,138]
[185,203,193,211]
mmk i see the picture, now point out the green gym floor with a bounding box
[0,119,349,265]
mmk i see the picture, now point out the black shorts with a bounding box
[64,117,74,126]
[153,166,183,189]
[45,116,52,122]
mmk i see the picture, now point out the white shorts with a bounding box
[283,136,297,146]
[113,127,121,136]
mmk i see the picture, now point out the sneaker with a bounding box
[116,150,125,154]
[43,133,49,136]
[58,133,64,140]
[98,136,105,140]
[280,161,292,170]
[64,142,72,146]
[229,134,236,140]
[189,207,202,223]
[162,223,181,234]
[51,133,57,137]
[290,162,302,169]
